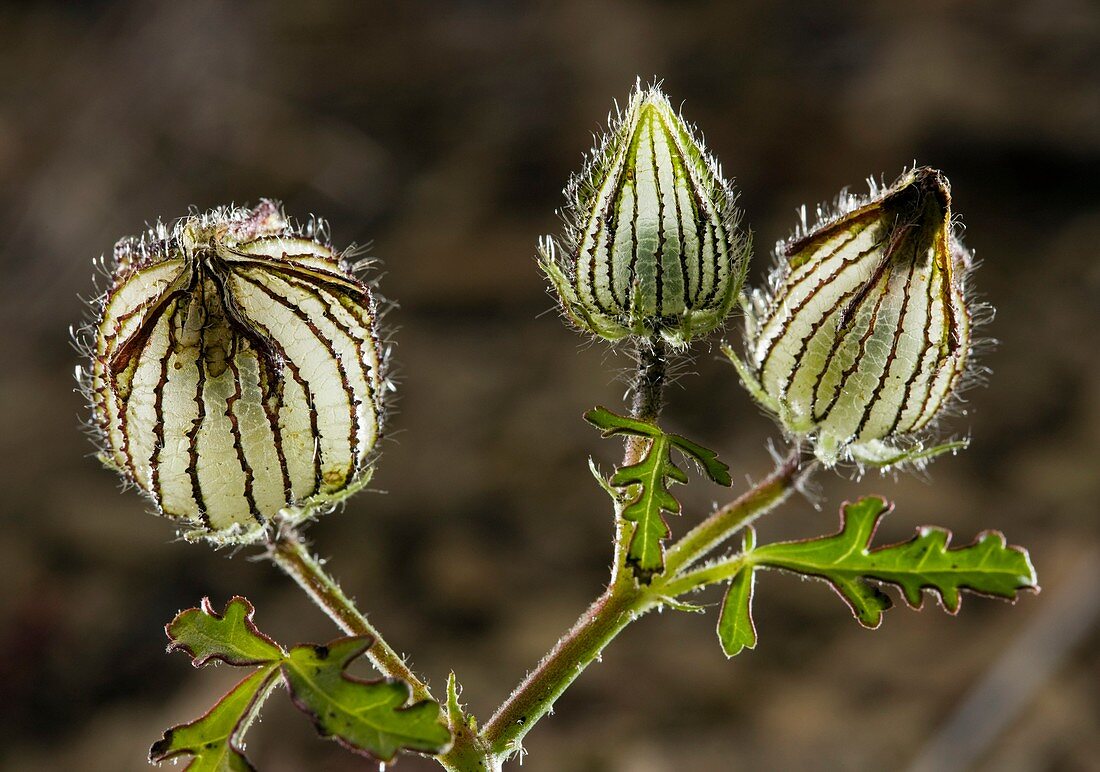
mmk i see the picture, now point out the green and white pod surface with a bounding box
[542,82,750,347]
[84,202,385,544]
[730,167,977,469]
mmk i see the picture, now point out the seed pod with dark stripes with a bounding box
[728,167,979,469]
[541,82,749,347]
[80,201,385,544]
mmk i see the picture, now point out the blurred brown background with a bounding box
[1,1,1098,770]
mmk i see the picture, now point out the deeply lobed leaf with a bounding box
[156,598,451,768]
[751,497,1038,628]
[584,406,733,485]
[612,433,685,576]
[586,406,731,578]
[167,596,283,667]
[282,636,452,762]
[150,665,280,771]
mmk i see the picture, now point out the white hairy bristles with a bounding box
[729,167,979,469]
[82,201,385,543]
[542,81,750,347]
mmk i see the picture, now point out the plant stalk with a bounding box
[482,337,668,759]
[479,342,814,764]
[268,338,810,770]
[268,530,432,701]
[655,554,753,599]
[480,581,645,760]
[269,529,497,771]
[630,337,667,424]
[478,453,802,762]
[662,447,807,575]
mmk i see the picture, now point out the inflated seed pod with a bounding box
[81,201,384,543]
[729,167,978,469]
[541,82,749,347]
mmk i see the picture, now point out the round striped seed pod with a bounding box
[541,81,749,347]
[82,201,385,544]
[728,167,978,469]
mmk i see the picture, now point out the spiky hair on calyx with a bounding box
[730,166,989,473]
[78,200,390,545]
[541,79,751,348]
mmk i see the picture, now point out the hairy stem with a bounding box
[655,554,753,599]
[630,337,668,423]
[479,451,804,763]
[613,337,669,580]
[663,447,808,575]
[268,529,432,701]
[480,581,645,761]
[269,529,496,771]
[482,338,679,761]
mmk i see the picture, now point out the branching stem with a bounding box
[268,339,811,770]
[663,447,809,575]
[481,337,668,759]
[478,453,804,763]
[655,554,753,599]
[479,340,808,765]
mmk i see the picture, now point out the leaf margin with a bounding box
[750,496,1039,629]
[166,596,284,667]
[149,664,281,771]
[280,635,452,763]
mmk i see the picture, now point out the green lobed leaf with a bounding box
[751,497,1039,628]
[282,636,452,762]
[716,529,758,657]
[167,597,284,667]
[586,406,731,578]
[150,665,281,771]
[584,405,661,439]
[666,433,733,487]
[585,406,732,486]
[611,433,685,576]
[159,598,451,766]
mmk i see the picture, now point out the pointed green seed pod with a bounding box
[80,201,385,544]
[729,167,979,469]
[542,81,750,347]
